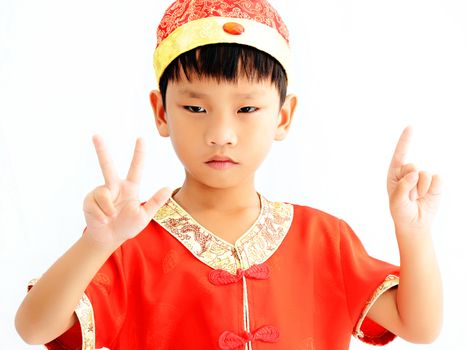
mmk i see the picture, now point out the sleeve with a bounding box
[338,219,400,346]
[26,227,128,350]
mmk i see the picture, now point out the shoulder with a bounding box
[268,198,353,247]
[277,199,367,249]
[281,199,344,230]
[275,200,359,265]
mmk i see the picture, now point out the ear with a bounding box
[274,94,297,141]
[149,90,170,137]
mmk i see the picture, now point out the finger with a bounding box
[409,188,418,201]
[417,171,432,198]
[388,163,417,194]
[428,174,442,196]
[92,135,120,187]
[403,164,418,201]
[126,137,145,184]
[392,171,419,203]
[142,187,172,218]
[389,126,412,170]
[93,186,117,217]
[83,192,110,224]
[396,163,417,181]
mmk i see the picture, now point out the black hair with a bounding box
[158,43,287,109]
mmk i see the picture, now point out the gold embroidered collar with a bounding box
[153,192,294,274]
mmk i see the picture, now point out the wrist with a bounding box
[80,231,124,254]
[393,220,432,236]
[394,225,435,258]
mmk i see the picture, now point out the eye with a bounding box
[238,106,258,113]
[184,106,206,113]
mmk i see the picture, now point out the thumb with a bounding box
[142,187,172,218]
[391,171,419,203]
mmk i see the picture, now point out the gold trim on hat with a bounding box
[153,16,291,87]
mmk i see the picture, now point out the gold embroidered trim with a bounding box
[153,16,291,86]
[353,274,400,339]
[153,193,294,274]
[27,278,96,350]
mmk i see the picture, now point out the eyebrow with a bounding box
[179,89,208,98]
[179,88,263,99]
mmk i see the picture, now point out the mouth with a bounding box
[205,155,238,164]
[205,156,238,169]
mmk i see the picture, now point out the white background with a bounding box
[1,0,466,348]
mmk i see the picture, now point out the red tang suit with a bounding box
[28,192,400,350]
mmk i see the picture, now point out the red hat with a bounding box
[153,0,291,86]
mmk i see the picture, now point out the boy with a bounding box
[15,0,442,349]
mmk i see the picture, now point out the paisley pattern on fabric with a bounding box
[153,193,294,274]
[156,0,289,46]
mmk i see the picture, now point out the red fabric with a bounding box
[44,320,81,350]
[45,204,399,349]
[156,0,289,46]
[359,317,398,345]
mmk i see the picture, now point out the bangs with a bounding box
[159,43,287,108]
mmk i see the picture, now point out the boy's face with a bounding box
[150,73,297,189]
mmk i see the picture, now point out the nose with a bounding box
[205,114,238,146]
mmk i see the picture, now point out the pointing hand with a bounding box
[387,127,442,232]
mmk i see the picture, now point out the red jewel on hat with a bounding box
[223,22,245,35]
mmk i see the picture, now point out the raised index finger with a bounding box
[92,134,120,187]
[389,126,412,169]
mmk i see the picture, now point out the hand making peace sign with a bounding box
[82,135,171,246]
[387,127,442,232]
